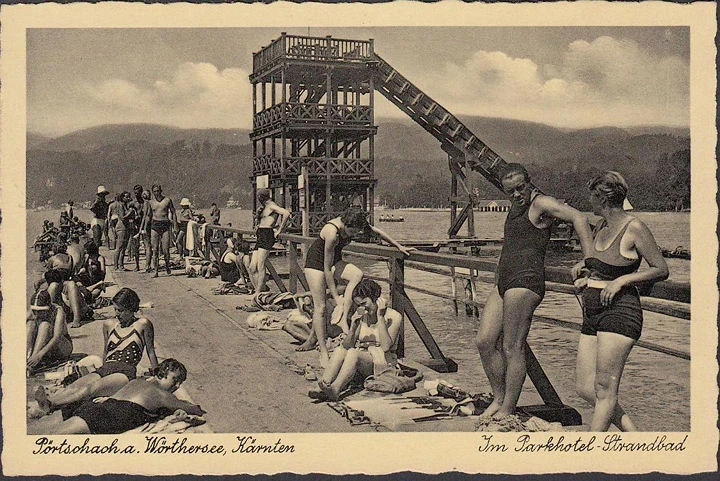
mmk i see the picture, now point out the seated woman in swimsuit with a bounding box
[572,171,668,431]
[312,279,403,401]
[249,189,290,293]
[299,206,413,366]
[26,290,73,376]
[54,358,204,434]
[217,237,252,286]
[34,287,159,417]
[75,240,107,303]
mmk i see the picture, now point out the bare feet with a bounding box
[491,409,515,420]
[317,379,338,402]
[480,400,503,418]
[34,386,52,415]
[70,321,82,328]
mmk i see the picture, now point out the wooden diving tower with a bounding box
[250,34,377,235]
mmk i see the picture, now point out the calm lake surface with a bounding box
[27,208,691,430]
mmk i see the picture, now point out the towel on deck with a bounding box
[125,409,207,434]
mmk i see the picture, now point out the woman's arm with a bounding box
[102,320,111,360]
[140,319,160,368]
[370,298,398,352]
[368,225,415,256]
[341,316,362,349]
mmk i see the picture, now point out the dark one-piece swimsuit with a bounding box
[304,221,352,271]
[497,194,551,298]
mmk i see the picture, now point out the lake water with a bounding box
[26,208,690,430]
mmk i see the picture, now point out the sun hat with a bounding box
[180,198,191,207]
[97,185,109,195]
[30,290,52,311]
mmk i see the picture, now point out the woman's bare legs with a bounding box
[44,373,129,411]
[335,262,363,334]
[302,268,329,366]
[589,332,637,431]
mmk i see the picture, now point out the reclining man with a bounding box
[53,358,204,434]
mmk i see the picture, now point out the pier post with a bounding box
[388,256,405,359]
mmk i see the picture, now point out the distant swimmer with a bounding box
[89,185,110,248]
[301,206,413,367]
[147,184,177,277]
[249,188,290,294]
[53,359,204,435]
[475,163,594,419]
[573,171,668,431]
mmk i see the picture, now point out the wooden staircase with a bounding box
[372,53,509,191]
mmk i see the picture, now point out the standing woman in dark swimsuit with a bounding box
[35,288,159,416]
[475,163,594,419]
[249,189,290,293]
[300,206,413,367]
[573,171,668,431]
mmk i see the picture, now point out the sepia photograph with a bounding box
[1,1,717,476]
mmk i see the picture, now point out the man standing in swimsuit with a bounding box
[89,186,109,248]
[147,184,178,277]
[53,359,204,434]
[475,163,594,419]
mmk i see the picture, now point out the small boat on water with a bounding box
[378,215,404,222]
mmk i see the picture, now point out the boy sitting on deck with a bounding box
[53,359,204,435]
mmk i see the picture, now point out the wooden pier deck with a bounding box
[27,253,488,433]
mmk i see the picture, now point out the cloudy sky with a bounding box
[27,27,689,137]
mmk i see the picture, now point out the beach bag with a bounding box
[363,367,418,394]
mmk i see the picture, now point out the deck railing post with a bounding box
[288,240,298,293]
[388,256,405,359]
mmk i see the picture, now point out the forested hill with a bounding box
[27,119,689,211]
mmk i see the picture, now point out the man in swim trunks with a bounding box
[475,163,594,419]
[146,184,178,277]
[53,359,204,434]
[89,185,110,248]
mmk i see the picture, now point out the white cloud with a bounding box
[425,36,688,128]
[84,62,252,129]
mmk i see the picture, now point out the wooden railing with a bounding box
[253,155,373,178]
[203,225,691,425]
[253,102,373,135]
[253,34,373,73]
